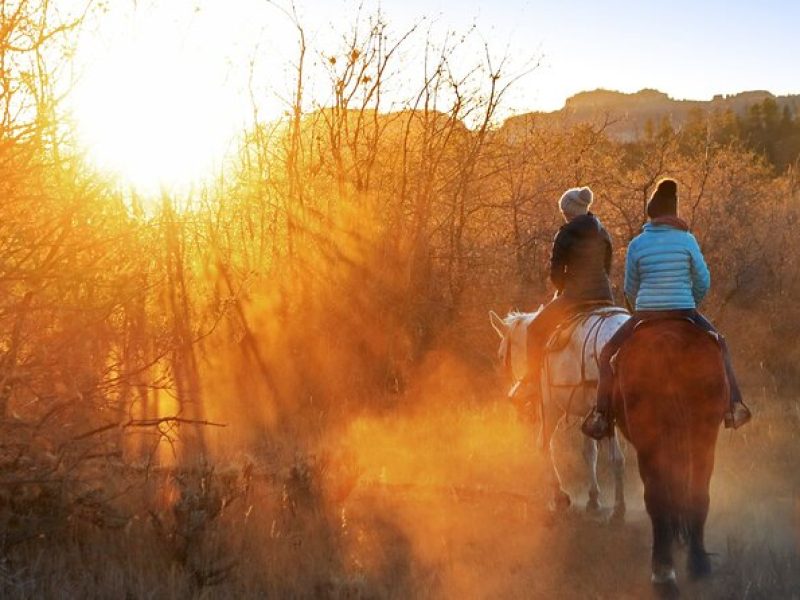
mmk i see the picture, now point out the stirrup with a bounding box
[724,402,752,429]
[581,408,613,440]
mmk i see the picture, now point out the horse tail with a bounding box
[621,328,694,539]
[666,384,692,543]
[658,332,694,541]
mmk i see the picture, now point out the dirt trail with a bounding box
[338,398,800,599]
[348,485,654,598]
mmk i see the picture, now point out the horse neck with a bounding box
[507,314,534,381]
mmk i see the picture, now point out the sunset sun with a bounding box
[71,17,248,193]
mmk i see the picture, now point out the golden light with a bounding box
[65,0,490,197]
[66,2,284,197]
[72,36,241,195]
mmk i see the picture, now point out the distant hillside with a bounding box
[503,89,800,142]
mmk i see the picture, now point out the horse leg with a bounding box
[540,372,570,512]
[649,515,677,587]
[642,465,677,590]
[687,438,715,579]
[650,519,679,599]
[609,433,626,522]
[542,412,570,511]
[582,436,600,512]
[549,429,571,511]
[686,501,711,580]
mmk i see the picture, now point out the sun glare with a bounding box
[71,14,247,195]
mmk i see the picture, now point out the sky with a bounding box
[67,0,800,113]
[383,0,800,111]
[59,0,800,190]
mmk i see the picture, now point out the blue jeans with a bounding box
[595,309,742,414]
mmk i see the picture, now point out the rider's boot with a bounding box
[714,332,752,430]
[722,368,751,429]
[581,407,613,440]
[582,365,615,440]
[724,401,752,429]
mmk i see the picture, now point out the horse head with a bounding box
[488,308,541,383]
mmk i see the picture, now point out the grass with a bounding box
[0,387,797,599]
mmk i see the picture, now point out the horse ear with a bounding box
[489,310,507,339]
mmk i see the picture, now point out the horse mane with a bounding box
[502,308,540,326]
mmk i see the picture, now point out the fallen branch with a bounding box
[74,417,227,442]
[125,417,227,429]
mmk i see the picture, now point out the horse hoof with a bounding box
[651,566,676,584]
[652,567,679,598]
[688,553,712,581]
[652,580,680,599]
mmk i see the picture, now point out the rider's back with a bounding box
[625,222,710,311]
[551,213,613,303]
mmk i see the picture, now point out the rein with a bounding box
[581,310,623,381]
[544,308,629,419]
[504,308,629,431]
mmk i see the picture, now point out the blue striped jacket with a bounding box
[624,222,711,311]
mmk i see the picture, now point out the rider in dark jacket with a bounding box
[518,187,614,399]
[551,212,614,303]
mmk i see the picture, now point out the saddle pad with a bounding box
[544,308,630,387]
[547,306,626,353]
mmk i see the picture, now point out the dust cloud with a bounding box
[314,359,800,599]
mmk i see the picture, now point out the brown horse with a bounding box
[613,319,728,592]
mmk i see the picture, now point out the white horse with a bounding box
[490,306,630,518]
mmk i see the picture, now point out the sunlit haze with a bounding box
[3,0,800,596]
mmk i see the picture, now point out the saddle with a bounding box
[632,315,693,330]
[546,303,625,352]
[610,314,722,375]
[631,313,722,344]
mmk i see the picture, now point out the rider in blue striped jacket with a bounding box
[582,179,752,440]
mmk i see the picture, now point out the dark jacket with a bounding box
[549,212,614,303]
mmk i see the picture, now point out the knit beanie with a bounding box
[559,187,593,219]
[647,179,678,218]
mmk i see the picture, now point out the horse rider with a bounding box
[517,186,615,400]
[582,178,752,440]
